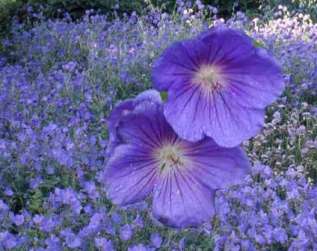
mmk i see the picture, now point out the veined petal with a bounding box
[163,83,205,141]
[200,27,255,65]
[183,138,251,189]
[152,169,215,228]
[106,90,162,155]
[205,92,265,147]
[104,144,157,205]
[117,107,176,150]
[152,39,208,91]
[223,48,284,109]
[106,99,134,156]
[164,83,264,146]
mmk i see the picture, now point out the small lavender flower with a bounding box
[62,61,77,72]
[128,244,151,251]
[0,200,9,211]
[95,237,114,251]
[45,235,62,251]
[0,231,18,249]
[60,229,82,249]
[119,224,133,241]
[11,214,25,226]
[150,233,162,248]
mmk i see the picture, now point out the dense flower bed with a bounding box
[0,2,316,250]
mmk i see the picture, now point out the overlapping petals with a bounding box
[106,90,162,156]
[152,27,285,147]
[104,91,250,228]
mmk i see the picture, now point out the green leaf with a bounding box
[253,39,265,48]
[29,189,43,213]
[160,91,168,101]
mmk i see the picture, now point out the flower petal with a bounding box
[200,27,255,65]
[201,28,284,109]
[105,100,175,206]
[164,83,264,146]
[223,48,284,109]
[163,84,206,141]
[204,92,265,147]
[107,99,134,156]
[184,138,251,189]
[117,106,175,150]
[104,144,157,205]
[152,169,215,228]
[152,39,208,91]
[107,90,162,155]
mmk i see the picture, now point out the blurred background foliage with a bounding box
[0,0,316,38]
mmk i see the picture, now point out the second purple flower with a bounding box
[104,90,250,228]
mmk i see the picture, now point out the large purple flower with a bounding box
[152,27,285,147]
[104,91,250,228]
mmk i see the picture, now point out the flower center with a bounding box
[193,65,224,91]
[156,144,185,174]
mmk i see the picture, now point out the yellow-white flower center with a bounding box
[193,65,225,91]
[155,144,186,174]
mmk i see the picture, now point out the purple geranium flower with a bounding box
[152,27,284,147]
[104,90,250,228]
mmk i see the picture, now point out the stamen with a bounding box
[155,144,186,174]
[193,64,225,92]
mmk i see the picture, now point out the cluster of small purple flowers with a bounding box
[213,163,317,250]
[0,1,316,250]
